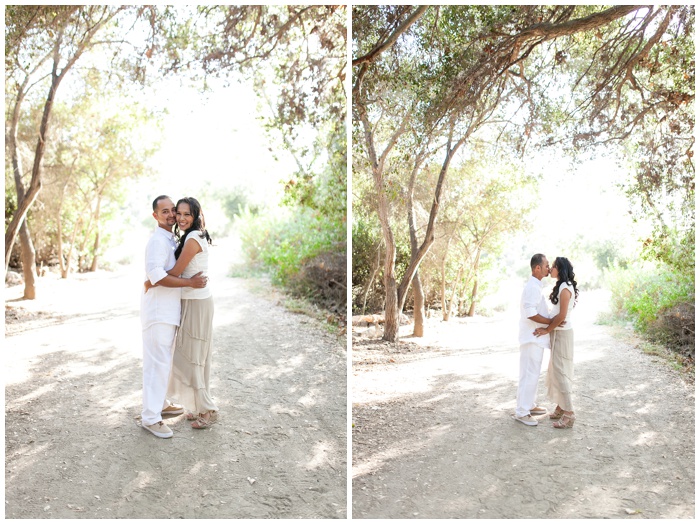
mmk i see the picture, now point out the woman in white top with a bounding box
[534,257,579,429]
[146,197,218,429]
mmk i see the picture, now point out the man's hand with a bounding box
[144,280,154,294]
[189,271,208,288]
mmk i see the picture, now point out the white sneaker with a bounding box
[143,421,173,438]
[512,414,538,426]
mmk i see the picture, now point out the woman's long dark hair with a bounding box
[173,197,212,259]
[549,256,579,306]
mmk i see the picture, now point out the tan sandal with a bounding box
[549,406,564,420]
[191,411,218,429]
[553,412,575,429]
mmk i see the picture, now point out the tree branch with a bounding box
[352,5,430,67]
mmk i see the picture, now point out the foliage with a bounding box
[351,215,411,314]
[6,5,346,307]
[6,67,161,272]
[605,262,694,356]
[353,5,694,340]
[5,5,135,277]
[235,204,345,308]
[153,5,350,307]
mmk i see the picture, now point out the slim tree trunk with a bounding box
[5,7,121,273]
[440,251,448,321]
[77,208,95,272]
[90,231,100,272]
[89,195,102,271]
[406,149,428,337]
[467,247,481,317]
[411,272,425,336]
[56,180,69,278]
[7,70,39,298]
[396,121,477,316]
[361,241,382,315]
[445,263,465,321]
[17,224,37,299]
[356,97,412,343]
[5,41,63,272]
[467,278,478,317]
[61,217,82,279]
[10,131,38,299]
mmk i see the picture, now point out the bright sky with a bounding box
[109,76,302,266]
[523,150,641,250]
[136,76,297,211]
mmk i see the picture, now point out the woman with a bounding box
[534,256,579,429]
[146,196,218,429]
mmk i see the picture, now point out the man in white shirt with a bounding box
[140,195,207,438]
[513,253,556,426]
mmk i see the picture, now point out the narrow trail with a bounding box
[5,238,347,519]
[351,291,694,519]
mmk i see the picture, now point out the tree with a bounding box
[6,5,347,302]
[353,5,692,342]
[44,77,160,276]
[408,147,537,321]
[5,5,129,291]
[149,5,347,217]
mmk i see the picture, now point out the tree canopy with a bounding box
[352,5,694,341]
[6,5,347,303]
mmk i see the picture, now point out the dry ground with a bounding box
[352,290,694,519]
[5,238,347,519]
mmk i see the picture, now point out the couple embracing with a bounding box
[140,195,218,439]
[514,253,579,429]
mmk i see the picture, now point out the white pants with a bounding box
[142,323,177,426]
[515,342,544,417]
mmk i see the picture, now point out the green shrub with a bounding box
[605,262,694,355]
[234,205,345,292]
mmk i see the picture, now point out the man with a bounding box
[140,195,207,438]
[513,253,555,426]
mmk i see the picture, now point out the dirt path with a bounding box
[351,291,694,519]
[5,239,347,519]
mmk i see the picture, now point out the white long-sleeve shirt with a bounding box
[140,226,181,330]
[519,276,550,348]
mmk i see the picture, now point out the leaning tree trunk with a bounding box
[8,71,39,298]
[11,167,38,301]
[406,151,428,337]
[5,7,121,274]
[5,44,62,273]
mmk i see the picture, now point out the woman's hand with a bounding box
[534,327,548,337]
[144,280,154,294]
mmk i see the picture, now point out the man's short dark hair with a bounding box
[152,195,171,211]
[530,253,546,270]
